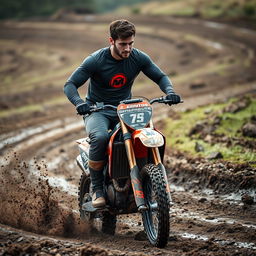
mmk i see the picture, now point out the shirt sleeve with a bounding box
[140,52,174,95]
[64,55,96,106]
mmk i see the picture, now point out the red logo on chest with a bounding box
[109,73,127,88]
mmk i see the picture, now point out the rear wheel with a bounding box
[79,172,117,234]
[78,172,94,221]
[141,164,170,248]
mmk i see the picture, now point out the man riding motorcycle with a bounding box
[64,19,181,209]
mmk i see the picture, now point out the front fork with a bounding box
[120,120,172,211]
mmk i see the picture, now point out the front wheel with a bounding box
[141,164,170,248]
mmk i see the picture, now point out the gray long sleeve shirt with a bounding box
[64,47,174,106]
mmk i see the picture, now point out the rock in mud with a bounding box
[198,197,208,203]
[223,97,251,113]
[134,231,147,241]
[241,194,254,205]
[189,122,206,136]
[242,122,256,138]
[80,245,110,256]
[195,142,204,152]
[207,152,223,160]
[251,115,256,123]
[190,81,206,90]
[169,235,178,241]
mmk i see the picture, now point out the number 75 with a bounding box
[130,113,144,123]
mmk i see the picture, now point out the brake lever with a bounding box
[163,99,184,105]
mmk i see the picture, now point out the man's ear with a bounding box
[109,37,114,45]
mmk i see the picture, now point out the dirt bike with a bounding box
[76,96,181,248]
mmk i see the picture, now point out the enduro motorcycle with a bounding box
[76,96,180,248]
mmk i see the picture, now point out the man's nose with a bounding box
[125,44,131,51]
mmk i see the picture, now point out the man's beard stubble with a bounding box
[113,44,130,59]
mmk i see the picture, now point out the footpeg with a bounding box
[138,204,148,212]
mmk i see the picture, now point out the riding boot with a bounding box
[89,167,106,208]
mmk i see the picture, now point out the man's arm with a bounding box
[140,52,174,94]
[64,55,95,106]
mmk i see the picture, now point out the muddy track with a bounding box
[0,15,256,255]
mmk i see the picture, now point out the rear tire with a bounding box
[79,172,117,235]
[141,164,170,248]
[78,172,94,221]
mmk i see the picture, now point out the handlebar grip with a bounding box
[120,98,143,104]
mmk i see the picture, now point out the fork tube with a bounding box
[149,119,154,128]
[120,120,136,169]
[151,147,161,165]
[120,120,145,209]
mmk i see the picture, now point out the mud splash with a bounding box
[0,152,89,237]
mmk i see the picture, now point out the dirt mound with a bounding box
[0,228,127,256]
[165,151,256,194]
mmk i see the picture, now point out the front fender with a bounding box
[132,128,164,147]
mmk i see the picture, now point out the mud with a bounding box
[0,14,256,255]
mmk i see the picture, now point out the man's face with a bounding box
[110,36,134,60]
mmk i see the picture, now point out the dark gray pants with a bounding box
[84,110,119,162]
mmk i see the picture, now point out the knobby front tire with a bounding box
[141,164,170,248]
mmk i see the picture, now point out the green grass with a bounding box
[128,0,256,21]
[215,97,256,137]
[164,95,256,164]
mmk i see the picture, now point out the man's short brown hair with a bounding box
[109,20,136,40]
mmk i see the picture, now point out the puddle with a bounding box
[178,232,256,250]
[0,120,83,167]
[170,183,255,205]
[206,40,223,50]
[217,239,256,250]
[170,184,186,192]
[0,117,82,151]
[181,232,208,241]
[204,21,226,30]
[220,189,256,202]
[171,207,256,229]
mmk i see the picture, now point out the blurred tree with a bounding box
[95,0,149,13]
[0,0,96,19]
[0,0,153,19]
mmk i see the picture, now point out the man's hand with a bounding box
[76,102,90,115]
[166,93,181,105]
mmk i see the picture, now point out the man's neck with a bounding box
[110,46,122,60]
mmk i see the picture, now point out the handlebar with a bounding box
[89,102,117,112]
[149,96,184,105]
[86,96,183,113]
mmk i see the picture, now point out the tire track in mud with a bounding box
[1,108,255,255]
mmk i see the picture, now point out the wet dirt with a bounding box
[0,14,256,255]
